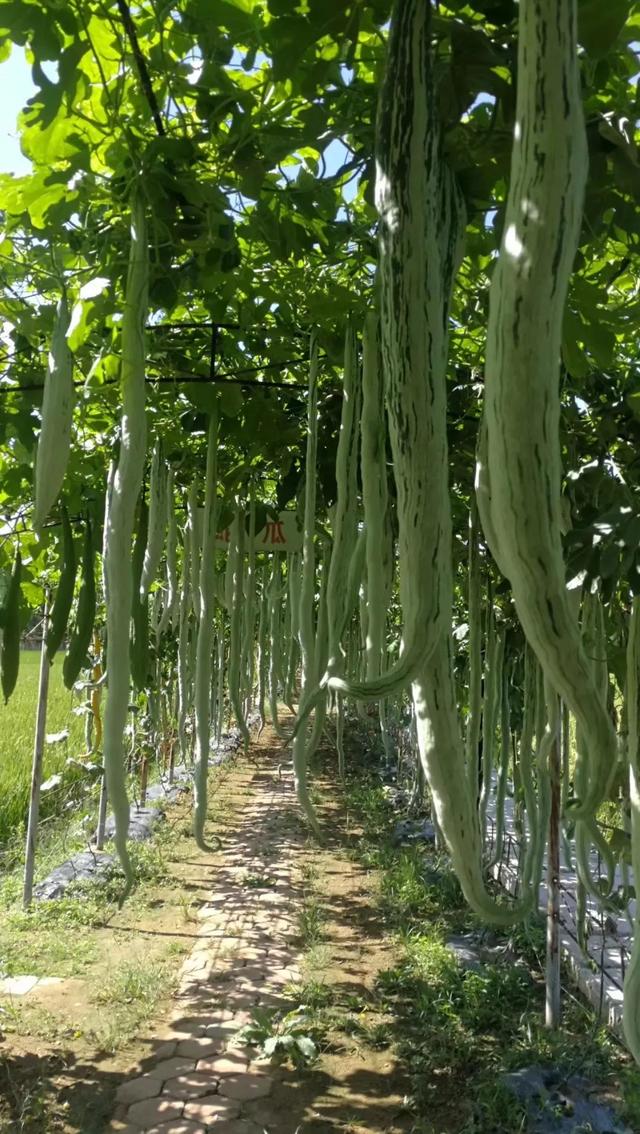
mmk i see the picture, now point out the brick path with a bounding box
[108,749,304,1134]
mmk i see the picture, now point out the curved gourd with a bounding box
[480,0,616,820]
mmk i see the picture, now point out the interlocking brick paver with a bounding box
[116,1074,162,1104]
[217,1072,273,1101]
[127,1096,184,1126]
[153,1057,197,1080]
[162,1071,219,1099]
[176,1036,222,1059]
[145,1123,206,1134]
[212,1122,264,1134]
[196,1052,249,1075]
[183,1094,242,1122]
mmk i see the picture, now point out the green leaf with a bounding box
[218,383,243,417]
[578,0,630,57]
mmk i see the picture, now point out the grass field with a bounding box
[0,650,87,850]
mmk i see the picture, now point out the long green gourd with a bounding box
[518,645,542,892]
[293,335,321,831]
[624,594,640,1063]
[101,460,116,608]
[325,322,360,678]
[297,336,319,694]
[322,0,462,705]
[481,0,616,821]
[102,190,148,898]
[193,408,219,849]
[215,614,226,746]
[479,613,503,834]
[574,591,616,902]
[241,486,257,712]
[466,502,482,799]
[488,652,512,869]
[130,498,150,692]
[1,547,21,704]
[34,296,74,530]
[256,567,268,731]
[372,0,535,923]
[267,557,291,740]
[228,499,250,750]
[188,478,202,621]
[157,466,177,636]
[46,505,77,662]
[63,517,96,689]
[294,5,464,727]
[284,553,301,709]
[177,524,191,762]
[140,439,165,600]
[414,637,536,924]
[361,311,388,685]
[298,542,330,808]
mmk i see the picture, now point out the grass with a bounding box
[0,650,87,848]
[339,751,640,1133]
[0,836,173,980]
[91,954,181,1052]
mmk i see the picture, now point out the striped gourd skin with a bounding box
[574,593,616,901]
[177,524,192,763]
[465,502,482,798]
[256,566,269,730]
[370,0,534,923]
[491,642,516,870]
[267,558,290,740]
[188,479,202,621]
[328,0,465,704]
[481,0,616,818]
[34,297,74,530]
[242,486,257,710]
[325,323,360,673]
[624,597,640,1063]
[140,440,165,601]
[284,552,301,707]
[157,466,178,636]
[518,646,543,892]
[227,501,250,751]
[413,637,535,924]
[479,616,504,833]
[293,336,322,833]
[103,190,148,897]
[297,335,319,694]
[193,409,219,849]
[361,313,388,683]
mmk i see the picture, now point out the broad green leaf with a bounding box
[578,0,630,57]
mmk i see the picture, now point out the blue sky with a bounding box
[0,46,33,175]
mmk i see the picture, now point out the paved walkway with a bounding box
[108,742,303,1134]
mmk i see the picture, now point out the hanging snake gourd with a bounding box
[140,439,165,601]
[102,190,148,899]
[193,409,219,849]
[480,0,616,821]
[34,296,74,530]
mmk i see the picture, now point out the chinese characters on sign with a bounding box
[215,512,302,553]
